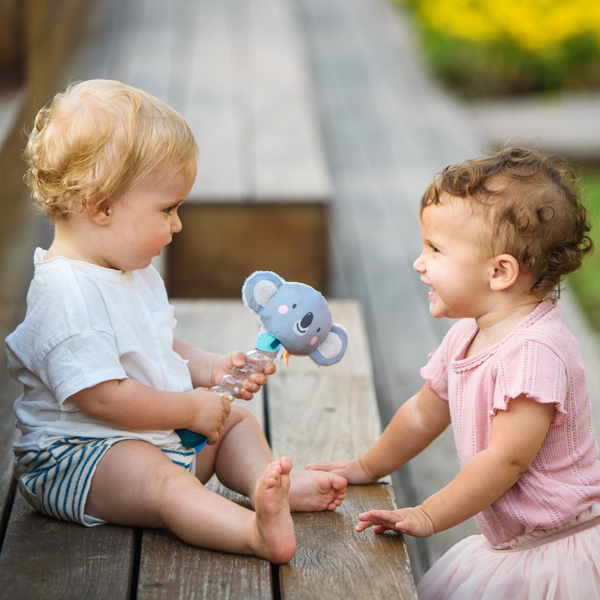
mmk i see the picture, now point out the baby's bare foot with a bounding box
[253,457,296,564]
[288,469,347,512]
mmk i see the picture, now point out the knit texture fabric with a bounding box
[421,299,600,545]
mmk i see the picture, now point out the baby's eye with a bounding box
[164,205,177,215]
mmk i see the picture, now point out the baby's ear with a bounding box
[490,254,519,291]
[86,195,112,225]
[242,271,285,313]
[309,324,348,366]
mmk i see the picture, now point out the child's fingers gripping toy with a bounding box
[176,270,349,451]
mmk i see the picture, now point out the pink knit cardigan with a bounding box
[421,299,600,545]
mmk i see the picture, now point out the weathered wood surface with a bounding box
[294,0,483,579]
[166,204,326,298]
[163,299,416,598]
[270,301,417,598]
[0,373,19,543]
[138,514,272,600]
[62,0,330,204]
[0,494,134,600]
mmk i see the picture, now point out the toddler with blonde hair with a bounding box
[309,147,600,598]
[5,79,347,563]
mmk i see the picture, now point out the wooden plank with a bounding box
[0,371,19,537]
[167,0,200,113]
[178,0,330,203]
[138,486,272,600]
[295,0,480,578]
[64,0,123,82]
[102,0,144,84]
[0,0,21,84]
[123,0,173,102]
[268,301,417,599]
[245,0,331,201]
[283,486,415,600]
[0,494,133,600]
[136,300,273,598]
[185,0,245,201]
[166,203,326,299]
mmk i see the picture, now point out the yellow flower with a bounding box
[410,0,600,52]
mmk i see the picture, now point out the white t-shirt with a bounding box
[5,248,192,451]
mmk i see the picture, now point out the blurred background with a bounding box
[399,0,600,334]
[1,0,599,581]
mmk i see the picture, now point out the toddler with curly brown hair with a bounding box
[308,147,600,598]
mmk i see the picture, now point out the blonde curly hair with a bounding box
[24,79,198,219]
[420,147,593,297]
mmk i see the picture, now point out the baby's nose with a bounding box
[413,254,424,273]
[172,214,183,233]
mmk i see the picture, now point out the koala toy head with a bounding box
[242,271,348,366]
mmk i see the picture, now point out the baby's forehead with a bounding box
[423,192,484,222]
[422,195,488,244]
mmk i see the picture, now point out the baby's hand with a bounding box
[304,459,375,484]
[355,505,435,538]
[213,351,276,401]
[187,388,231,445]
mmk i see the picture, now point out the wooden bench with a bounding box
[165,0,331,298]
[0,299,417,598]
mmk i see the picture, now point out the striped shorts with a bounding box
[14,437,196,527]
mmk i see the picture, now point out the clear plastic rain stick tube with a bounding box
[175,348,277,451]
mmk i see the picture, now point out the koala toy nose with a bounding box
[301,312,314,328]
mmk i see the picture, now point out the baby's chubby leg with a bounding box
[201,404,347,512]
[85,440,296,562]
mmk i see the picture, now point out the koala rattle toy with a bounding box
[176,270,348,450]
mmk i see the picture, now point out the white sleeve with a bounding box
[37,329,127,405]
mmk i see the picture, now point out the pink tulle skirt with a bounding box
[417,506,600,600]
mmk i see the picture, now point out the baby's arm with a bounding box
[69,379,231,445]
[357,394,555,537]
[307,383,451,483]
[173,338,276,400]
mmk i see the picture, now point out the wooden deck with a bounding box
[0,0,510,586]
[0,300,417,599]
[2,0,600,589]
[293,0,483,576]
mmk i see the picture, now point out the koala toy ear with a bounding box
[309,324,348,366]
[242,271,285,314]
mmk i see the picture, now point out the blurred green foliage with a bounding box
[399,0,600,97]
[570,171,600,333]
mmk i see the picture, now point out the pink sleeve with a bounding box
[420,331,453,401]
[420,320,474,401]
[493,338,568,424]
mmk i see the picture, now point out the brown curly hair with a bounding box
[420,147,593,297]
[24,79,198,219]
